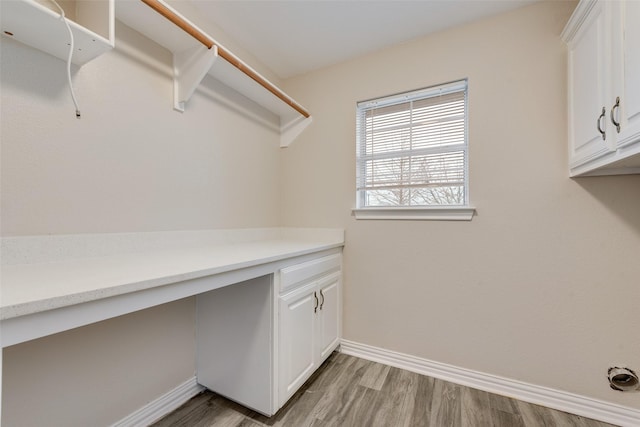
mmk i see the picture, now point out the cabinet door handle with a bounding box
[313,291,318,313]
[610,97,621,133]
[597,107,606,140]
[319,289,325,310]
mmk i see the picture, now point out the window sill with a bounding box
[352,206,476,221]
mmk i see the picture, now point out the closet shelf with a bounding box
[116,0,312,147]
[1,0,115,66]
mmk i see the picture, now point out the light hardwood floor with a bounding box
[152,352,618,427]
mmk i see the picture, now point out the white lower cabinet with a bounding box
[278,254,342,408]
[196,251,342,416]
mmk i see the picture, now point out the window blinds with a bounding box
[356,80,468,207]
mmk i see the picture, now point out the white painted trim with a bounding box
[340,339,640,427]
[281,116,313,148]
[561,0,597,43]
[352,206,475,221]
[110,377,205,427]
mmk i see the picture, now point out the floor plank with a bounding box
[368,367,415,426]
[311,357,370,424]
[359,362,391,391]
[407,372,437,427]
[151,353,620,427]
[492,409,526,427]
[517,400,558,427]
[488,391,520,414]
[461,387,492,427]
[429,379,462,427]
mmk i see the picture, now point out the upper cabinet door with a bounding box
[613,0,640,149]
[566,0,614,166]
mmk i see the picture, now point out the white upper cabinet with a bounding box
[1,0,114,66]
[613,1,640,150]
[562,0,640,176]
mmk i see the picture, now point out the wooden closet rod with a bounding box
[141,0,311,119]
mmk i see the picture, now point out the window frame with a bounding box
[353,79,475,221]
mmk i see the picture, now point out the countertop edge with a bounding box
[1,231,344,321]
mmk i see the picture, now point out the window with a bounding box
[354,79,474,220]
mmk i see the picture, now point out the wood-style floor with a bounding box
[152,352,618,427]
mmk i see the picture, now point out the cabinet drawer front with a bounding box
[280,254,341,293]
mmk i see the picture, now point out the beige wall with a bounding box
[281,0,640,410]
[1,22,281,236]
[3,299,195,427]
[1,20,281,427]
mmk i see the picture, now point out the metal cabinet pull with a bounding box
[610,97,621,133]
[313,291,318,313]
[319,289,325,310]
[597,107,606,140]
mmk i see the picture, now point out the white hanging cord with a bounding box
[49,0,81,118]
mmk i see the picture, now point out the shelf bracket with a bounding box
[281,117,313,148]
[173,44,218,112]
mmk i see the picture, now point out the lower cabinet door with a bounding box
[278,282,317,406]
[317,272,341,362]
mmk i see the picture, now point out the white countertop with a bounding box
[0,228,344,320]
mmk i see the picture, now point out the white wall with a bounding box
[281,0,640,410]
[1,20,282,426]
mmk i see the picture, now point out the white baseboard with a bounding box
[340,339,640,427]
[111,377,205,427]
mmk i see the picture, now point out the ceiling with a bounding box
[188,0,537,79]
